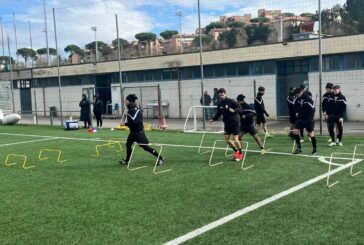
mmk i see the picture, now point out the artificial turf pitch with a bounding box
[0,125,363,244]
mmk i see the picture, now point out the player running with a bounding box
[209,88,243,161]
[292,87,317,155]
[119,94,166,165]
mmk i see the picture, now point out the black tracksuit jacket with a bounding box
[295,94,315,121]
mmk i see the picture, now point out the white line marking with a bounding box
[0,133,360,164]
[318,157,344,166]
[0,138,57,147]
[164,159,362,245]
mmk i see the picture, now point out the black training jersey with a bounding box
[330,93,347,118]
[255,93,267,116]
[236,102,256,126]
[212,97,240,125]
[286,94,296,116]
[322,92,333,114]
[295,94,315,121]
[125,107,144,133]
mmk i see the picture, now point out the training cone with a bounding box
[160,116,167,130]
[87,127,93,133]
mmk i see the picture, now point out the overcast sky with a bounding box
[0,0,345,58]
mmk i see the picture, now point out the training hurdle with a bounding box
[198,132,211,155]
[127,143,172,174]
[209,140,250,169]
[326,152,363,188]
[4,154,35,169]
[93,142,123,157]
[351,144,364,176]
[39,149,67,163]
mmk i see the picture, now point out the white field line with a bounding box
[164,159,362,245]
[0,138,57,147]
[0,133,360,165]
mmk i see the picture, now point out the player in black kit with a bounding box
[210,88,243,161]
[292,87,317,155]
[255,86,271,137]
[322,83,334,143]
[328,85,347,147]
[234,94,265,153]
[119,94,165,165]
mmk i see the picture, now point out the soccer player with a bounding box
[292,87,317,155]
[255,86,271,137]
[328,85,347,146]
[322,83,334,142]
[234,94,265,153]
[209,88,243,161]
[287,87,303,140]
[119,94,166,165]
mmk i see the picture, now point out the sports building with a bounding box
[0,34,363,120]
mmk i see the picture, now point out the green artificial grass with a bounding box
[0,125,363,244]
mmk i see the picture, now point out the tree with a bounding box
[111,38,129,48]
[345,0,364,33]
[226,21,244,28]
[135,32,157,42]
[64,45,82,55]
[85,41,107,51]
[205,22,227,33]
[192,35,214,49]
[0,56,14,64]
[37,47,57,56]
[282,13,295,17]
[250,17,270,23]
[160,30,178,40]
[16,48,36,63]
[219,29,238,48]
[245,23,271,45]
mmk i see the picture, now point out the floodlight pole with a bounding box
[176,11,183,53]
[12,13,19,65]
[28,20,34,68]
[53,8,64,126]
[115,14,124,113]
[198,0,205,129]
[7,36,15,113]
[0,17,4,57]
[44,0,50,66]
[318,0,323,135]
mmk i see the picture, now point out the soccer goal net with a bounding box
[183,105,224,133]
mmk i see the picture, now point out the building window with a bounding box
[162,69,171,80]
[136,71,144,82]
[309,57,318,71]
[226,63,237,76]
[128,72,137,82]
[214,65,225,77]
[324,55,341,71]
[204,66,214,78]
[145,71,153,81]
[153,70,162,81]
[183,67,194,79]
[264,61,275,74]
[237,63,249,76]
[344,53,362,69]
[194,67,201,79]
[253,62,264,75]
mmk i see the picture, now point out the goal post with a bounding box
[183,105,223,133]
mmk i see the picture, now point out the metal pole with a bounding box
[198,0,205,129]
[318,0,323,135]
[280,17,283,42]
[53,8,64,126]
[34,90,38,125]
[44,0,50,66]
[95,28,98,62]
[115,15,124,113]
[0,17,4,57]
[7,36,15,113]
[28,20,34,68]
[177,68,182,118]
[12,13,19,65]
[176,11,183,53]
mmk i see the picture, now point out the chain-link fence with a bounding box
[0,0,363,133]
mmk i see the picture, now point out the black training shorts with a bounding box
[256,114,266,125]
[224,123,240,136]
[240,124,257,136]
[295,120,315,133]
